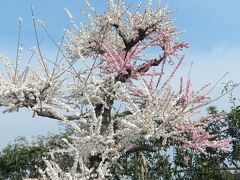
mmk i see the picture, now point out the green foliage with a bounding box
[0,136,45,179]
[226,106,240,167]
[0,132,71,179]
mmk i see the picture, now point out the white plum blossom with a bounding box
[0,0,231,179]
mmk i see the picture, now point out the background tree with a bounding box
[0,0,232,179]
[0,132,72,179]
[226,105,240,167]
[0,136,45,179]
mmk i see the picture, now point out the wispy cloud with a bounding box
[181,44,240,110]
[187,44,240,83]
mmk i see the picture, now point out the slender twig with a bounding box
[14,17,22,83]
[31,6,49,78]
[21,44,75,77]
[196,87,236,110]
[39,22,78,76]
[187,61,193,83]
[85,55,98,84]
[50,32,66,80]
[204,72,229,96]
[20,38,44,81]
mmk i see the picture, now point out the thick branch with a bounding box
[125,27,149,52]
[36,109,83,121]
[95,103,112,134]
[9,88,85,121]
[115,55,166,83]
[113,110,132,119]
[136,55,166,73]
[94,79,115,134]
[112,22,159,53]
[125,144,157,154]
[112,23,149,52]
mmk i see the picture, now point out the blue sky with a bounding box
[0,0,240,149]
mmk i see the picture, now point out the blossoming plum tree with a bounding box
[0,0,231,179]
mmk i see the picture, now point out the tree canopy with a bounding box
[0,0,233,179]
